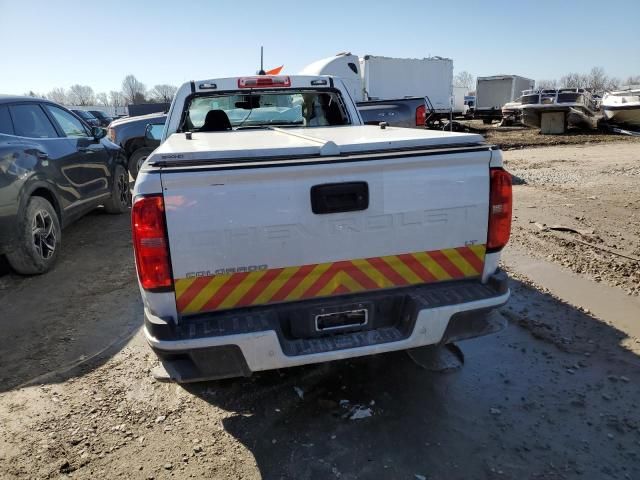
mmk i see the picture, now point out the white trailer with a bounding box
[301,53,454,114]
[452,86,468,116]
[475,75,534,123]
[359,55,453,112]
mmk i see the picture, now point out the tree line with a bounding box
[537,68,640,92]
[24,74,177,108]
[454,68,639,94]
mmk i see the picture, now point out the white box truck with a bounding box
[452,86,469,117]
[301,53,454,128]
[359,55,453,111]
[475,75,535,123]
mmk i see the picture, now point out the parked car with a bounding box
[88,110,113,127]
[0,95,130,274]
[107,112,166,179]
[132,74,512,383]
[70,109,101,127]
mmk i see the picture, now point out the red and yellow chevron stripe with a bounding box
[175,245,485,315]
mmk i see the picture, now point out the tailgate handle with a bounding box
[311,182,369,214]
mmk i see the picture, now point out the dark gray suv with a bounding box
[0,95,130,274]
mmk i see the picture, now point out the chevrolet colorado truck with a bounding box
[132,74,512,382]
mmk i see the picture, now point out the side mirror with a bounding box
[145,123,164,141]
[92,126,107,140]
[144,123,164,148]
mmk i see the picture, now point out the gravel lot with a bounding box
[466,120,640,150]
[505,142,640,296]
[0,142,639,480]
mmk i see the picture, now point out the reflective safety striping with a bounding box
[175,245,486,314]
[442,248,478,277]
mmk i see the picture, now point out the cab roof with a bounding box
[0,95,45,104]
[180,75,337,95]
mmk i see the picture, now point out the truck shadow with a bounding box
[0,209,142,393]
[185,278,640,480]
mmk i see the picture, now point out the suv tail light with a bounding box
[238,76,291,88]
[416,104,426,127]
[132,195,173,291]
[487,168,512,252]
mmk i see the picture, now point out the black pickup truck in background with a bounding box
[107,112,166,179]
[357,97,427,128]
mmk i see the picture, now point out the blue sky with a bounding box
[1,0,639,95]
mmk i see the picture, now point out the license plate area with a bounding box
[287,297,398,340]
[315,308,368,332]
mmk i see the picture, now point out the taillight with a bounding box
[107,127,115,142]
[416,104,426,127]
[132,195,173,291]
[487,168,512,252]
[238,76,291,88]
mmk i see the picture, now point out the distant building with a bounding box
[127,103,170,117]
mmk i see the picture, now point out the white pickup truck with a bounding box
[132,74,512,382]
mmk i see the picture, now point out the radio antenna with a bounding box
[258,46,266,75]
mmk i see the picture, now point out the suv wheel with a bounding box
[128,148,153,180]
[104,164,131,214]
[7,196,61,274]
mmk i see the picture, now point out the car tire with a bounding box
[128,148,153,180]
[6,196,61,275]
[103,164,131,214]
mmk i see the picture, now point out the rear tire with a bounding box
[128,148,153,180]
[103,164,131,214]
[6,197,61,275]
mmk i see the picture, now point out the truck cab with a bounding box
[162,75,361,140]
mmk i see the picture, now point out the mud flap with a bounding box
[406,344,465,372]
[406,309,508,372]
[151,345,251,383]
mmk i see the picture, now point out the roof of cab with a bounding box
[0,94,44,104]
[186,75,335,94]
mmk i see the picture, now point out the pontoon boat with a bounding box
[520,88,601,131]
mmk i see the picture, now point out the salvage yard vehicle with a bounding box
[132,74,513,383]
[70,109,102,127]
[0,96,130,274]
[354,96,428,129]
[88,110,114,127]
[107,112,166,179]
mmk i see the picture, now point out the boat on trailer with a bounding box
[602,88,640,129]
[501,96,523,126]
[520,88,601,131]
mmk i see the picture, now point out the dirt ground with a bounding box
[1,142,639,480]
[505,142,640,297]
[468,120,640,150]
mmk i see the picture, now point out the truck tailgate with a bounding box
[161,149,491,316]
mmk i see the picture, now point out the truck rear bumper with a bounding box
[144,272,510,383]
